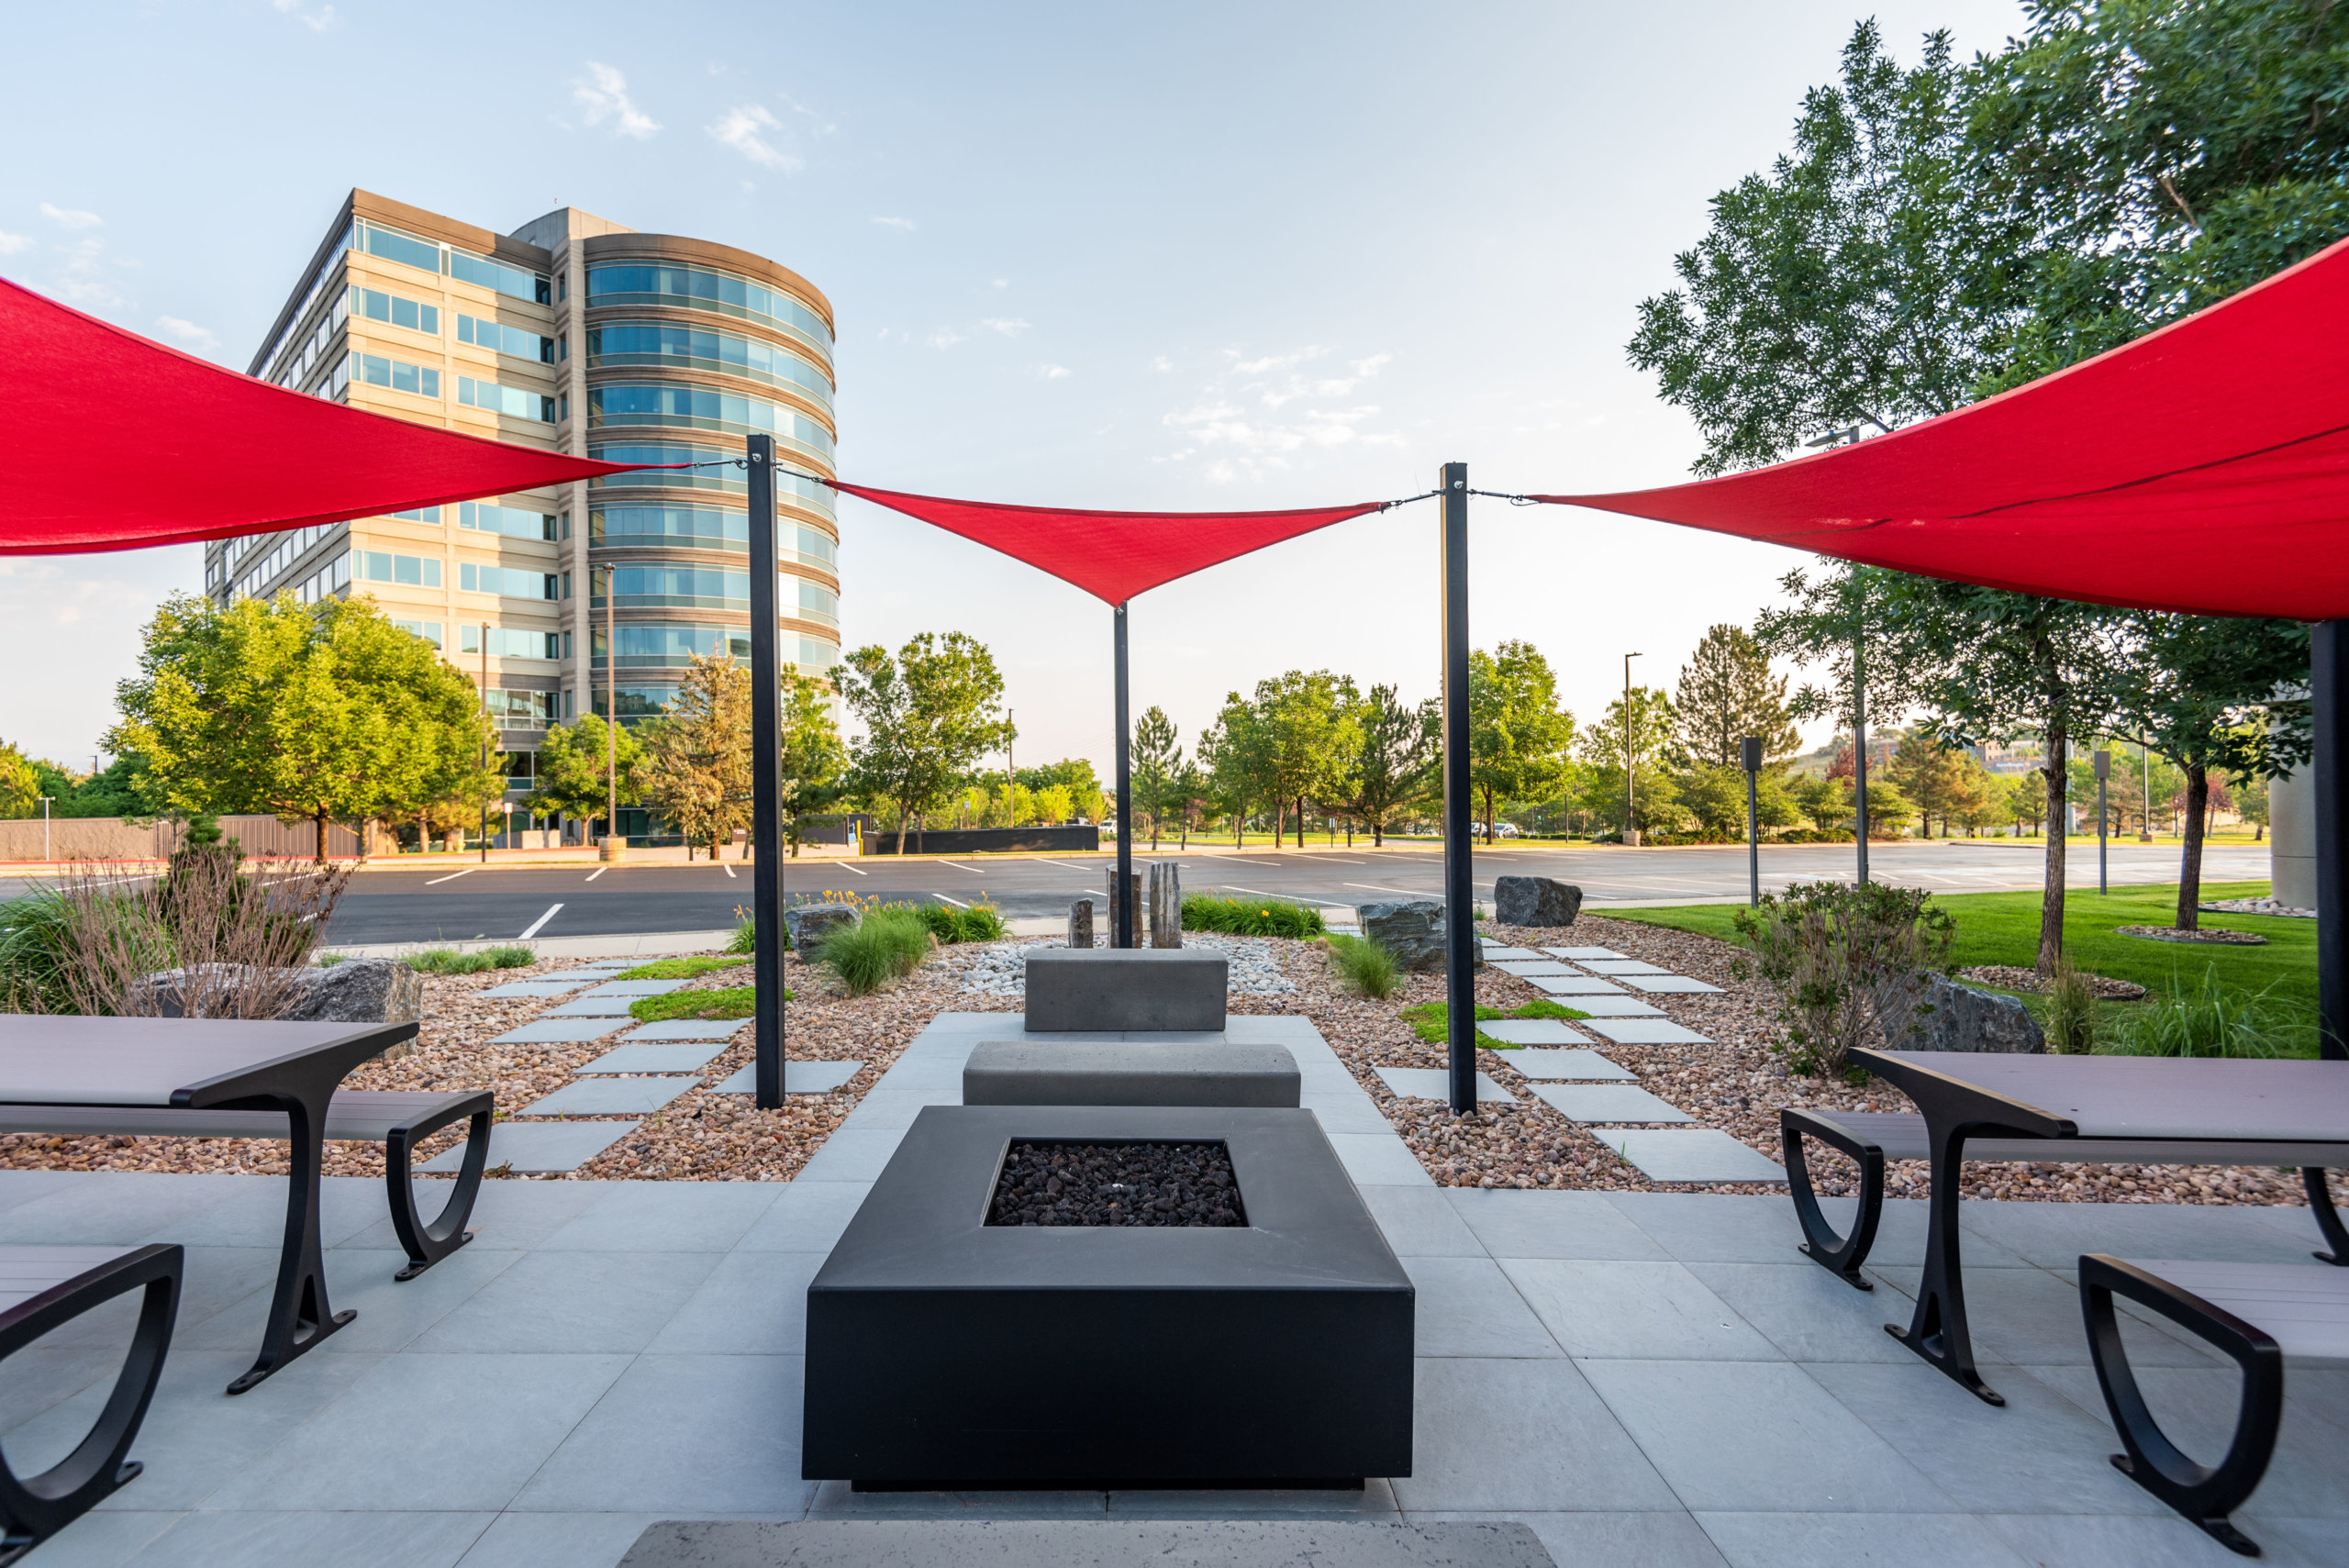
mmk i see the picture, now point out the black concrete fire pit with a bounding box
[986,1140,1246,1228]
[803,1106,1414,1490]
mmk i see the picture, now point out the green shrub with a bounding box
[729,912,758,953]
[950,902,1008,941]
[480,944,536,969]
[1398,999,1589,1047]
[2043,962,2101,1055]
[316,951,347,969]
[1732,880,1954,1078]
[629,985,759,1022]
[1181,895,1326,938]
[0,889,92,1012]
[1327,934,1400,999]
[620,955,747,981]
[819,907,931,995]
[406,948,495,975]
[2112,967,2313,1060]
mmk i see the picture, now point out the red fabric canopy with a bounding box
[1,277,627,555]
[1539,234,2349,620]
[829,481,1392,605]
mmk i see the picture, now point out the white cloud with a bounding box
[270,0,335,31]
[1152,356,1174,373]
[870,216,916,231]
[574,62,661,139]
[152,316,219,351]
[1350,352,1393,378]
[39,204,99,231]
[978,317,1031,337]
[0,231,30,255]
[707,105,801,171]
[1159,366,1400,473]
[52,237,129,311]
[990,278,1009,290]
[926,328,967,349]
[1228,346,1321,375]
[1038,364,1072,379]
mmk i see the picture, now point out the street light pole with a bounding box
[2096,749,2110,895]
[480,622,491,865]
[1741,738,1762,905]
[37,796,50,862]
[1622,651,1643,846]
[605,565,618,851]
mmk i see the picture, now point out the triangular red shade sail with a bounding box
[0,276,627,556]
[1538,233,2349,621]
[829,482,1393,605]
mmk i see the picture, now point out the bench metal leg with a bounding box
[2079,1254,2281,1558]
[1781,1110,1882,1290]
[384,1100,491,1281]
[2302,1168,2348,1266]
[1887,1120,2004,1405]
[229,1095,351,1395]
[0,1245,181,1563]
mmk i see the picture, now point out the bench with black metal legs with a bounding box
[2079,1255,2349,1558]
[0,1090,494,1282]
[0,1244,181,1564]
[1781,1108,2349,1290]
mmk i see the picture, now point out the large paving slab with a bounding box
[417,1119,639,1173]
[578,1041,732,1074]
[1543,947,1624,960]
[1476,1019,1591,1046]
[1501,1049,1632,1080]
[1583,1018,1713,1044]
[618,1520,1558,1566]
[1375,1067,1517,1104]
[1522,974,1629,996]
[481,981,597,998]
[1614,974,1724,995]
[1489,961,1578,977]
[626,1019,747,1040]
[1529,1084,1695,1124]
[1547,995,1664,1018]
[584,979,694,996]
[1476,945,1547,961]
[518,1077,700,1116]
[492,1018,631,1044]
[1575,959,1673,976]
[542,995,644,1017]
[711,1061,864,1095]
[1598,1129,1787,1183]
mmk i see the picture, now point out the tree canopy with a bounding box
[1467,641,1575,843]
[636,653,754,859]
[839,631,1008,852]
[1671,623,1798,768]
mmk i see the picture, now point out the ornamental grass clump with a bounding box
[2112,967,2310,1060]
[2043,962,2101,1055]
[1326,933,1400,998]
[905,900,1008,944]
[406,948,495,975]
[1181,895,1325,938]
[1733,879,1954,1078]
[479,944,536,969]
[819,906,932,995]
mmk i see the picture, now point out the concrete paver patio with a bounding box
[1,1013,2340,1565]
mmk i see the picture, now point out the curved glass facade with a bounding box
[594,562,753,609]
[588,506,837,571]
[587,384,834,463]
[588,322,831,411]
[587,442,748,496]
[591,622,754,669]
[584,263,832,360]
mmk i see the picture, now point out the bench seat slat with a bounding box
[2123,1260,2349,1367]
[0,1089,486,1144]
[1804,1110,2349,1168]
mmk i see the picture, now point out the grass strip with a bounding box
[1399,998,1589,1049]
[618,955,747,981]
[629,985,765,1021]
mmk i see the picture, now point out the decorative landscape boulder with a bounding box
[1067,897,1095,948]
[1356,899,1471,973]
[784,904,861,951]
[1911,976,2045,1054]
[1493,876,1582,928]
[281,958,422,1027]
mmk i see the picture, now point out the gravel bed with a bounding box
[960,934,1296,997]
[987,1140,1244,1227]
[1960,964,2147,1000]
[2117,924,2267,945]
[2202,896,2312,917]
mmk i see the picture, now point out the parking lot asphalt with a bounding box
[309,838,2269,946]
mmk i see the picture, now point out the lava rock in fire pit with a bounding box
[988,1140,1245,1227]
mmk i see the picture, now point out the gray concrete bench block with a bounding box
[1023,948,1227,1032]
[963,1040,1301,1107]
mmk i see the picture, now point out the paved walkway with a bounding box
[2,1017,2340,1565]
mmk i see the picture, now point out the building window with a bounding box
[460,625,562,659]
[448,247,551,305]
[796,579,840,627]
[584,262,833,356]
[484,690,555,729]
[460,562,560,599]
[389,506,441,524]
[591,563,753,608]
[458,376,555,422]
[586,384,834,462]
[354,217,441,275]
[456,313,553,361]
[585,442,754,496]
[357,550,442,587]
[350,352,440,399]
[350,286,440,336]
[388,618,444,648]
[586,321,833,409]
[458,500,559,540]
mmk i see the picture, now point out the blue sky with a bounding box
[1,0,2027,773]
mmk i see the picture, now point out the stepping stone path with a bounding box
[627,1020,745,1040]
[1524,974,1629,996]
[583,979,692,997]
[518,1076,702,1117]
[1551,995,1664,1018]
[577,1041,732,1074]
[1476,945,1547,961]
[1374,1067,1516,1104]
[1475,1019,1589,1046]
[540,995,642,1017]
[1489,961,1578,977]
[419,1120,638,1174]
[1581,1018,1711,1044]
[1503,1049,1631,1080]
[710,1061,863,1095]
[481,980,596,998]
[492,1018,631,1044]
[1598,1129,1786,1184]
[1543,947,1624,960]
[1575,959,1672,975]
[1530,1084,1694,1124]
[1615,974,1724,995]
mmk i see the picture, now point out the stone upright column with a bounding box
[1068,898,1095,949]
[1148,862,1183,948]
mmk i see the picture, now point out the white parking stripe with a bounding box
[934,860,985,873]
[425,868,475,886]
[518,903,563,940]
[932,893,970,907]
[585,867,607,883]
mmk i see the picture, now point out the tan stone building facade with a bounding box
[211,190,841,829]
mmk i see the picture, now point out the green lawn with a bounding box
[1607,880,2314,1016]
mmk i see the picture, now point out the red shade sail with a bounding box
[1537,234,2349,620]
[0,277,628,556]
[829,481,1393,605]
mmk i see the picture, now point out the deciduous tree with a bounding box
[1468,641,1575,844]
[779,670,850,855]
[526,715,643,831]
[838,632,1009,852]
[1334,684,1439,847]
[635,653,753,860]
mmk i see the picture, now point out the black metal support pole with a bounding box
[1440,463,1475,1117]
[749,435,785,1106]
[2096,749,2110,895]
[1853,596,1870,885]
[2315,621,2348,1062]
[1114,601,1134,949]
[1742,736,1762,906]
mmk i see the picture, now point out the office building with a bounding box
[211,190,841,831]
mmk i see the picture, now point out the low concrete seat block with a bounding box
[804,1105,1414,1487]
[1023,948,1228,1032]
[963,1040,1300,1107]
